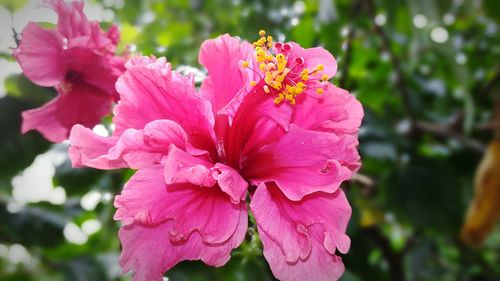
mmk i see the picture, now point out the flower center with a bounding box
[60,71,81,93]
[241,30,330,105]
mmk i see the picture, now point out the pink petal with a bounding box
[15,22,66,87]
[21,97,68,142]
[287,42,337,79]
[63,46,124,99]
[114,167,244,244]
[108,120,194,169]
[22,83,112,142]
[45,0,91,39]
[220,85,293,168]
[251,184,351,259]
[292,84,363,136]
[106,24,120,46]
[245,124,360,200]
[163,145,216,188]
[70,119,194,169]
[164,146,247,202]
[240,118,286,158]
[213,163,248,203]
[114,56,215,153]
[69,125,123,169]
[119,208,247,281]
[259,225,345,281]
[251,184,349,281]
[198,34,254,115]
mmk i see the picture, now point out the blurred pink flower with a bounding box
[69,33,362,281]
[14,0,126,142]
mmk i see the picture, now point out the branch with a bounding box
[414,120,485,152]
[352,173,376,187]
[350,173,378,195]
[363,0,416,121]
[10,12,19,48]
[12,27,20,47]
[338,0,362,89]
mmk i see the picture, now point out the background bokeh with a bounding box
[0,0,499,280]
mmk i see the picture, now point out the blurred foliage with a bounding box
[0,0,499,280]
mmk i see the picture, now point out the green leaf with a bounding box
[291,17,315,47]
[0,201,66,248]
[0,51,16,62]
[384,156,465,234]
[0,96,51,179]
[59,256,108,281]
[54,160,105,196]
[483,0,500,22]
[4,74,55,105]
[0,0,28,12]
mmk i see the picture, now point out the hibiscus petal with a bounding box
[15,22,66,87]
[164,146,247,202]
[287,42,337,79]
[245,124,360,200]
[259,225,345,281]
[22,83,111,142]
[64,46,124,98]
[198,34,254,115]
[251,184,351,259]
[163,145,216,187]
[108,120,197,169]
[292,84,363,136]
[70,119,193,169]
[251,184,349,281]
[213,163,248,203]
[114,167,243,244]
[69,124,123,169]
[114,56,215,152]
[221,86,293,168]
[45,0,91,39]
[119,208,247,281]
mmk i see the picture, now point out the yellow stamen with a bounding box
[247,30,331,106]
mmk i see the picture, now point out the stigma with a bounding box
[241,30,329,105]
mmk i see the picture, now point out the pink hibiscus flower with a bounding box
[69,31,363,281]
[14,0,126,142]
